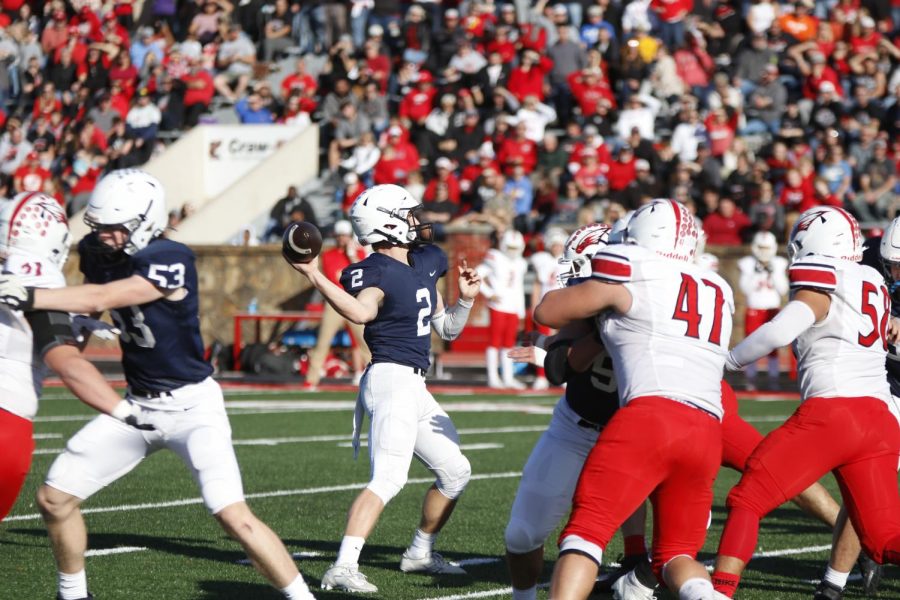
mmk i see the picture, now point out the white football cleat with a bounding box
[487,376,504,389]
[320,563,378,593]
[399,551,467,575]
[612,569,657,600]
[532,376,550,390]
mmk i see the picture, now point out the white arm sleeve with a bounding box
[727,300,816,370]
[431,298,474,341]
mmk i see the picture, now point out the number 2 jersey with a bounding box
[340,243,447,372]
[592,244,735,419]
[79,234,213,393]
[789,255,892,404]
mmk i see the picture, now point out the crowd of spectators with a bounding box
[4,0,900,239]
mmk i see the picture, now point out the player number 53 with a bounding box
[147,263,186,288]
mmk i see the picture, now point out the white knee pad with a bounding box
[505,517,544,554]
[367,469,409,504]
[434,453,471,500]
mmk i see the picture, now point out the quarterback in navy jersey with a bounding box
[0,170,315,600]
[288,184,482,594]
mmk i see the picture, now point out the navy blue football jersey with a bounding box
[340,244,448,371]
[561,346,620,426]
[79,234,213,392]
[862,235,900,395]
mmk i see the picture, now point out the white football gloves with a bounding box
[111,400,176,437]
[0,275,34,310]
[72,315,121,342]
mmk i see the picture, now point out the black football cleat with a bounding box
[56,594,94,600]
[857,553,883,596]
[594,554,649,593]
[813,580,843,600]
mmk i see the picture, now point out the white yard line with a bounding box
[336,442,504,451]
[6,471,522,523]
[423,584,548,600]
[33,433,62,439]
[84,546,147,557]
[32,426,545,456]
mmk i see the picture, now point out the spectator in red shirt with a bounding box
[41,10,70,56]
[399,71,437,126]
[374,126,421,185]
[568,67,617,115]
[280,57,318,101]
[607,144,638,192]
[182,60,215,127]
[498,122,538,174]
[779,167,816,213]
[651,0,692,48]
[574,148,608,200]
[13,152,51,193]
[339,172,366,214]
[507,49,553,102]
[33,83,62,122]
[704,196,752,245]
[424,157,462,204]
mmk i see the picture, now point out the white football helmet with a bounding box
[751,231,778,263]
[558,222,611,285]
[609,211,634,244]
[880,216,900,296]
[84,169,167,255]
[499,229,525,258]
[625,199,699,262]
[788,206,862,263]
[542,227,568,254]
[348,184,432,246]
[0,192,71,267]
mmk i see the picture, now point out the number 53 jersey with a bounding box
[789,255,892,403]
[79,235,213,393]
[340,244,448,372]
[592,244,734,419]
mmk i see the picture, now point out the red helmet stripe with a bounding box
[669,199,682,251]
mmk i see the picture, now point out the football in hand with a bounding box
[282,221,323,264]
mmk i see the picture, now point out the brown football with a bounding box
[282,221,323,264]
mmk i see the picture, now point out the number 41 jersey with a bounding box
[340,244,447,372]
[790,255,892,403]
[592,244,734,419]
[79,235,213,393]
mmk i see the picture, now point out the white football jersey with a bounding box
[530,250,565,301]
[593,244,734,418]
[790,255,892,404]
[477,248,528,317]
[738,255,789,310]
[0,250,67,420]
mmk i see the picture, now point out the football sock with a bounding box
[336,535,366,566]
[511,586,537,600]
[281,573,312,599]
[823,566,849,589]
[407,528,435,560]
[634,558,658,588]
[486,347,500,383]
[624,534,647,558]
[711,571,740,597]
[678,577,714,600]
[58,569,88,600]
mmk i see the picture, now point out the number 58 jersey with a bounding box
[592,244,734,419]
[790,256,892,403]
[79,235,213,393]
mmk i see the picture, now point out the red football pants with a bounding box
[0,408,34,521]
[488,309,519,348]
[721,380,764,471]
[561,396,722,578]
[719,397,900,564]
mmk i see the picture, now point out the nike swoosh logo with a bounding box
[429,270,437,276]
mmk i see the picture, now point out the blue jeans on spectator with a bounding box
[350,6,369,49]
[655,18,685,50]
[738,79,758,98]
[741,118,780,136]
[294,5,325,54]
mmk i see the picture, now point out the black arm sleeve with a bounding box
[544,339,573,386]
[25,310,78,358]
